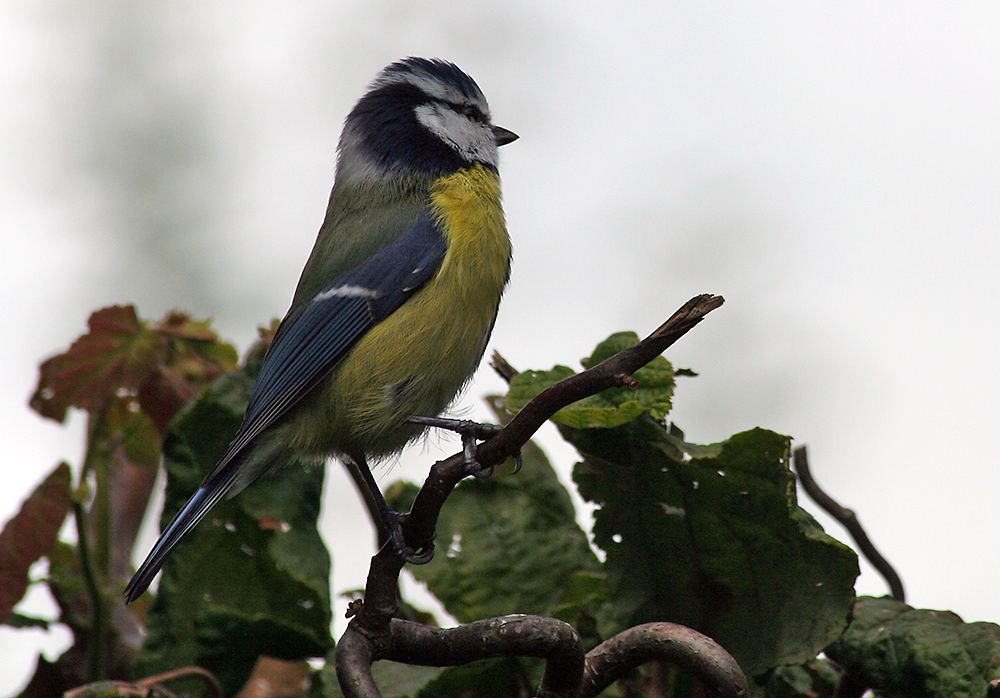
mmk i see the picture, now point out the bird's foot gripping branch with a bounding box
[374,294,727,572]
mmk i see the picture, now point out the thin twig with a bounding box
[63,666,224,698]
[490,351,519,383]
[792,445,905,601]
[136,666,225,698]
[72,498,106,681]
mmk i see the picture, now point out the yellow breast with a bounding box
[430,165,511,293]
[288,164,512,459]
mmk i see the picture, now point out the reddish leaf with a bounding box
[30,306,161,423]
[137,311,238,431]
[152,310,219,341]
[138,365,213,433]
[0,462,72,619]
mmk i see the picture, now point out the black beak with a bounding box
[492,125,519,146]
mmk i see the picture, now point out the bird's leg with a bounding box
[344,455,434,564]
[407,415,522,477]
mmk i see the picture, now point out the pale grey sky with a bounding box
[3,1,999,692]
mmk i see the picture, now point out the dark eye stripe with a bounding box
[456,102,486,122]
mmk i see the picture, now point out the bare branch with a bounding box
[335,296,740,698]
[581,623,750,698]
[336,629,379,698]
[490,351,519,383]
[337,614,584,698]
[477,294,723,469]
[381,616,582,698]
[792,446,905,602]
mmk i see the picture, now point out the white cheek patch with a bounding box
[414,104,499,169]
[313,284,378,301]
[414,104,449,140]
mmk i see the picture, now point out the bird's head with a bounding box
[335,57,517,184]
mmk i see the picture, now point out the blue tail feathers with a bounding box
[123,477,233,604]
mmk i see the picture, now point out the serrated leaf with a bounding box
[30,306,159,422]
[141,311,239,433]
[134,367,331,696]
[826,596,1000,698]
[504,332,675,429]
[567,420,858,678]
[388,438,599,625]
[0,462,72,619]
[30,306,238,436]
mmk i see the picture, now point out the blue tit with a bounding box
[124,57,517,603]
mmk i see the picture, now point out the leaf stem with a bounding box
[72,498,106,680]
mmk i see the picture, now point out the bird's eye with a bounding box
[461,105,481,122]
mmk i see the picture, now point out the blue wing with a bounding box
[221,207,447,471]
[123,207,446,604]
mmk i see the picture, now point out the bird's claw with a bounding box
[407,415,519,477]
[511,450,523,474]
[383,510,435,564]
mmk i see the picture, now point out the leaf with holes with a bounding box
[566,419,859,678]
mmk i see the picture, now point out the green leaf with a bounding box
[46,541,90,634]
[134,365,331,696]
[388,437,599,625]
[550,570,608,649]
[826,596,1000,698]
[763,658,841,698]
[567,419,858,678]
[103,395,162,469]
[504,332,675,429]
[0,462,72,620]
